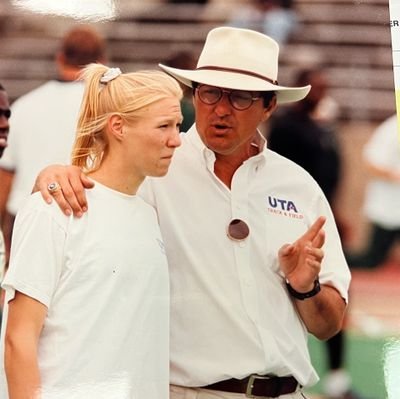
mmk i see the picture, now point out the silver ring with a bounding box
[47,182,61,194]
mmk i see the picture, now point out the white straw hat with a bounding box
[159,27,310,104]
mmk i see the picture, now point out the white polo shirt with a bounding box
[139,126,351,388]
[363,114,400,229]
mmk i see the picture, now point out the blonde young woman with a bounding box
[0,64,182,399]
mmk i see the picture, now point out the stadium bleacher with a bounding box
[0,0,395,122]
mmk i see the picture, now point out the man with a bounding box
[0,24,106,264]
[0,83,11,327]
[35,27,350,399]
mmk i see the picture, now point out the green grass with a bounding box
[306,332,395,399]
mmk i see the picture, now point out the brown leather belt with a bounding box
[202,374,299,398]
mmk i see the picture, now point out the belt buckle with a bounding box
[246,374,276,399]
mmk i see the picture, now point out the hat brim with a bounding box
[159,64,311,104]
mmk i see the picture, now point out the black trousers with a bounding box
[345,223,400,268]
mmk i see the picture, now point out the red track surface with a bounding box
[347,261,400,337]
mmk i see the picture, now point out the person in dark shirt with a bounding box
[268,67,341,204]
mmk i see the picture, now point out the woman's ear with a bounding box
[108,114,124,141]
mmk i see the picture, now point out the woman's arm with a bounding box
[5,291,47,399]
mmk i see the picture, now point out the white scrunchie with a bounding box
[100,67,122,83]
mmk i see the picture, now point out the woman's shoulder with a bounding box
[16,192,71,230]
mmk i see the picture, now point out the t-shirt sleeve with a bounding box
[1,195,67,308]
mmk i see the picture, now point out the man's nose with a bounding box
[214,93,232,116]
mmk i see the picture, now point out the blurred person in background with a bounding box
[164,50,197,132]
[268,67,342,209]
[0,24,106,267]
[268,67,362,399]
[0,64,183,399]
[0,84,10,159]
[227,0,299,45]
[0,82,11,330]
[345,114,400,269]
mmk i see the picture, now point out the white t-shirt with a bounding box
[0,80,84,215]
[139,126,351,388]
[363,114,400,228]
[0,183,170,398]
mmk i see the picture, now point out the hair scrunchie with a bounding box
[100,67,122,83]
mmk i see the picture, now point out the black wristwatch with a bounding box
[286,279,321,300]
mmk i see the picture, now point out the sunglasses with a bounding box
[0,108,11,119]
[227,219,250,241]
[196,85,261,111]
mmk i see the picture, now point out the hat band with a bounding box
[196,65,278,85]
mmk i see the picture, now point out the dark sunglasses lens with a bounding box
[228,219,250,241]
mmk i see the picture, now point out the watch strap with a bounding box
[286,279,321,300]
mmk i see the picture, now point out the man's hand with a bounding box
[33,165,94,217]
[278,216,326,293]
[279,216,347,339]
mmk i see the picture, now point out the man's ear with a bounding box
[108,115,124,141]
[262,96,278,122]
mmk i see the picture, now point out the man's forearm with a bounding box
[292,284,346,340]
